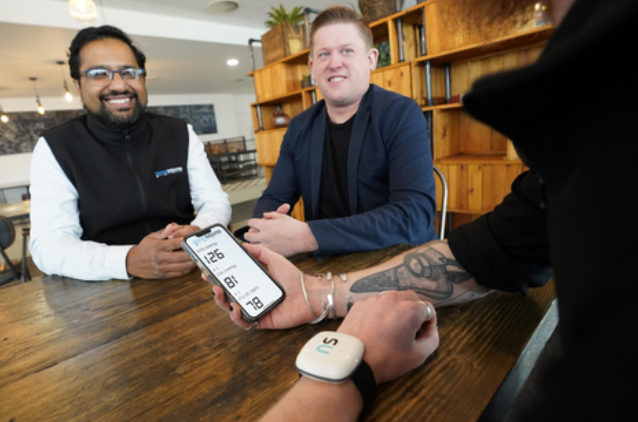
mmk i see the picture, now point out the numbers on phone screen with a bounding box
[204,249,225,265]
[223,275,238,289]
[245,297,263,311]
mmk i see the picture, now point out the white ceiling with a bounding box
[0,0,367,100]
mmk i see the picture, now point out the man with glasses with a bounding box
[29,25,231,281]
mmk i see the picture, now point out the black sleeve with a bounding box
[447,171,553,293]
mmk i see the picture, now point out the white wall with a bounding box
[0,153,32,203]
[233,94,257,150]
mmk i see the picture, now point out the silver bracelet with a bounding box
[308,271,336,324]
[300,271,319,320]
[308,304,331,325]
[325,272,337,320]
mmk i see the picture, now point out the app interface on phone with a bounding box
[186,227,282,318]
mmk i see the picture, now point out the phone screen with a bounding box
[184,224,284,320]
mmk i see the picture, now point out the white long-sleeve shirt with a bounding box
[29,124,231,280]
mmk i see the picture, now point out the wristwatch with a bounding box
[296,331,377,415]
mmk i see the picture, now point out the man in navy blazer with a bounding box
[245,6,437,259]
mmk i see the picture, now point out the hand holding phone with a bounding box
[182,224,286,322]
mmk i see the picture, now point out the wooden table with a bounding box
[0,199,30,221]
[0,245,556,422]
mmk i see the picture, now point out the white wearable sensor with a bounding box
[296,331,377,414]
[296,331,365,382]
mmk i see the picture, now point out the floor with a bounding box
[0,177,265,286]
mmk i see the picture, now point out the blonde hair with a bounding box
[309,6,374,53]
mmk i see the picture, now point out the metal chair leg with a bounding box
[21,227,31,282]
[433,165,448,240]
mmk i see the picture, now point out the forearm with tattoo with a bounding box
[350,241,491,305]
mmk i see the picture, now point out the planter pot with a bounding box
[261,22,307,65]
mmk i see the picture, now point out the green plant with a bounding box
[265,4,305,28]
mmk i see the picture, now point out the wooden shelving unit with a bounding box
[248,0,553,226]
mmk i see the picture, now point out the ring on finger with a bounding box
[420,301,432,320]
[245,322,257,331]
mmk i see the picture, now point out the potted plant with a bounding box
[261,4,307,65]
[265,4,304,28]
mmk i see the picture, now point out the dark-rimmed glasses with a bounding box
[82,68,146,83]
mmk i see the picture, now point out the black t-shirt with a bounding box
[318,114,356,219]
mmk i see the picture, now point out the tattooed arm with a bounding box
[336,241,491,314]
[212,241,490,330]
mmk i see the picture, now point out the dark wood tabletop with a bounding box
[0,244,555,422]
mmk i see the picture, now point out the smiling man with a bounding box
[29,26,231,281]
[243,6,437,259]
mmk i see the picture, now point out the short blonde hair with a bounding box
[309,6,373,53]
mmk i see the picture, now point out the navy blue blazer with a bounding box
[254,84,437,258]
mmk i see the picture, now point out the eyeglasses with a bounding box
[82,68,146,83]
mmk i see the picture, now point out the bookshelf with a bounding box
[248,0,554,227]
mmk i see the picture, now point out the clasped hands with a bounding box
[126,222,200,279]
[245,204,319,256]
[208,243,439,385]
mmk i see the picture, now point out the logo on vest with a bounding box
[155,167,183,178]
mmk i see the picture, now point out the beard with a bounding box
[437,0,542,39]
[86,90,146,129]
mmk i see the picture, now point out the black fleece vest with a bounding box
[42,112,194,245]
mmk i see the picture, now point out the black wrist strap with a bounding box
[351,360,377,416]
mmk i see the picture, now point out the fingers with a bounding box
[146,226,173,240]
[210,280,255,330]
[262,210,288,220]
[228,303,254,330]
[245,219,263,243]
[414,300,439,356]
[161,222,180,237]
[243,243,270,264]
[276,203,291,214]
[156,237,188,253]
[207,275,256,329]
[211,284,231,311]
[247,218,263,230]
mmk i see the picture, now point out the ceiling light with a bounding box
[57,61,73,102]
[206,1,239,15]
[30,77,45,115]
[226,59,239,66]
[69,0,98,24]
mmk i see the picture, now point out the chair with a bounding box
[0,215,30,285]
[433,165,449,240]
[0,215,20,285]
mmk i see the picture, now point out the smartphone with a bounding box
[182,223,285,323]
